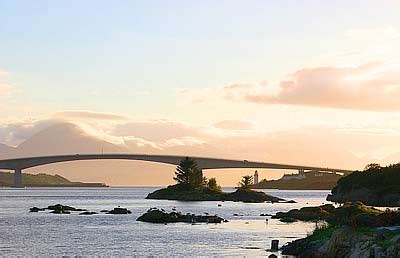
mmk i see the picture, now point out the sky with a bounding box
[0,1,400,185]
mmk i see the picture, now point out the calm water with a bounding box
[0,187,330,256]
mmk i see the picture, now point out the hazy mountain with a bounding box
[0,143,15,158]
[15,123,127,157]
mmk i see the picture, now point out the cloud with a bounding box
[243,62,400,111]
[111,120,204,142]
[0,119,64,146]
[0,69,12,98]
[54,111,128,121]
[213,120,253,131]
[0,84,12,98]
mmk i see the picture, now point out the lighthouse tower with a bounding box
[254,170,259,185]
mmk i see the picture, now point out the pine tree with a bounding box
[238,175,253,189]
[173,157,204,188]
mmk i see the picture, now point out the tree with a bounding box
[207,177,221,192]
[238,175,253,189]
[364,163,381,171]
[173,157,204,188]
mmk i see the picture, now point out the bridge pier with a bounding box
[13,168,23,188]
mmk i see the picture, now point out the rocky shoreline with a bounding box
[274,202,400,257]
[282,226,400,257]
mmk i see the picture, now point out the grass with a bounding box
[307,222,336,242]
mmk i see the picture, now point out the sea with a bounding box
[0,187,330,257]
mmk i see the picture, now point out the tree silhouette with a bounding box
[207,177,221,192]
[174,157,204,188]
[239,175,253,189]
[364,163,381,171]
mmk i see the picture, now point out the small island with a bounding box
[146,157,288,203]
[0,171,107,187]
[327,163,400,207]
[137,208,227,224]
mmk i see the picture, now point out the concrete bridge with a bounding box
[0,154,354,187]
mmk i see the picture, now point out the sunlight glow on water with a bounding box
[0,187,330,256]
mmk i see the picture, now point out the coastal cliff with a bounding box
[327,164,400,207]
[252,171,342,190]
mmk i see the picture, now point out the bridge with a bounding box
[0,153,354,187]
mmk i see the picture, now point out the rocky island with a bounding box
[146,157,289,203]
[327,163,400,207]
[137,208,227,224]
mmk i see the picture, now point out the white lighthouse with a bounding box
[254,170,259,185]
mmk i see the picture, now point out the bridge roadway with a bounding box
[0,153,354,187]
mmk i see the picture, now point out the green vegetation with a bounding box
[238,175,253,189]
[307,223,336,242]
[327,163,400,206]
[173,157,207,189]
[173,157,222,192]
[272,202,397,227]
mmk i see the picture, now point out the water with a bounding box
[0,187,330,256]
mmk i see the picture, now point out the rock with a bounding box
[29,207,45,212]
[47,204,86,212]
[260,213,272,216]
[107,207,131,214]
[100,210,109,213]
[279,217,297,223]
[79,211,97,215]
[137,208,227,224]
[50,209,70,214]
[285,200,297,203]
[353,213,381,227]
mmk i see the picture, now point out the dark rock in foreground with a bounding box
[146,184,286,203]
[272,202,400,227]
[137,208,227,224]
[282,226,400,257]
[107,207,131,214]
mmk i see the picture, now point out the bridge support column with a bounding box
[13,168,23,188]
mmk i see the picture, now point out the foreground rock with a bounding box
[146,184,286,203]
[282,226,400,257]
[272,202,400,227]
[137,208,227,224]
[327,164,400,207]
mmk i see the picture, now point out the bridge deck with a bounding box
[0,153,354,173]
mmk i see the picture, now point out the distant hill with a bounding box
[0,171,107,187]
[327,164,400,207]
[252,171,343,190]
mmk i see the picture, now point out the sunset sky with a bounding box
[0,1,399,185]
